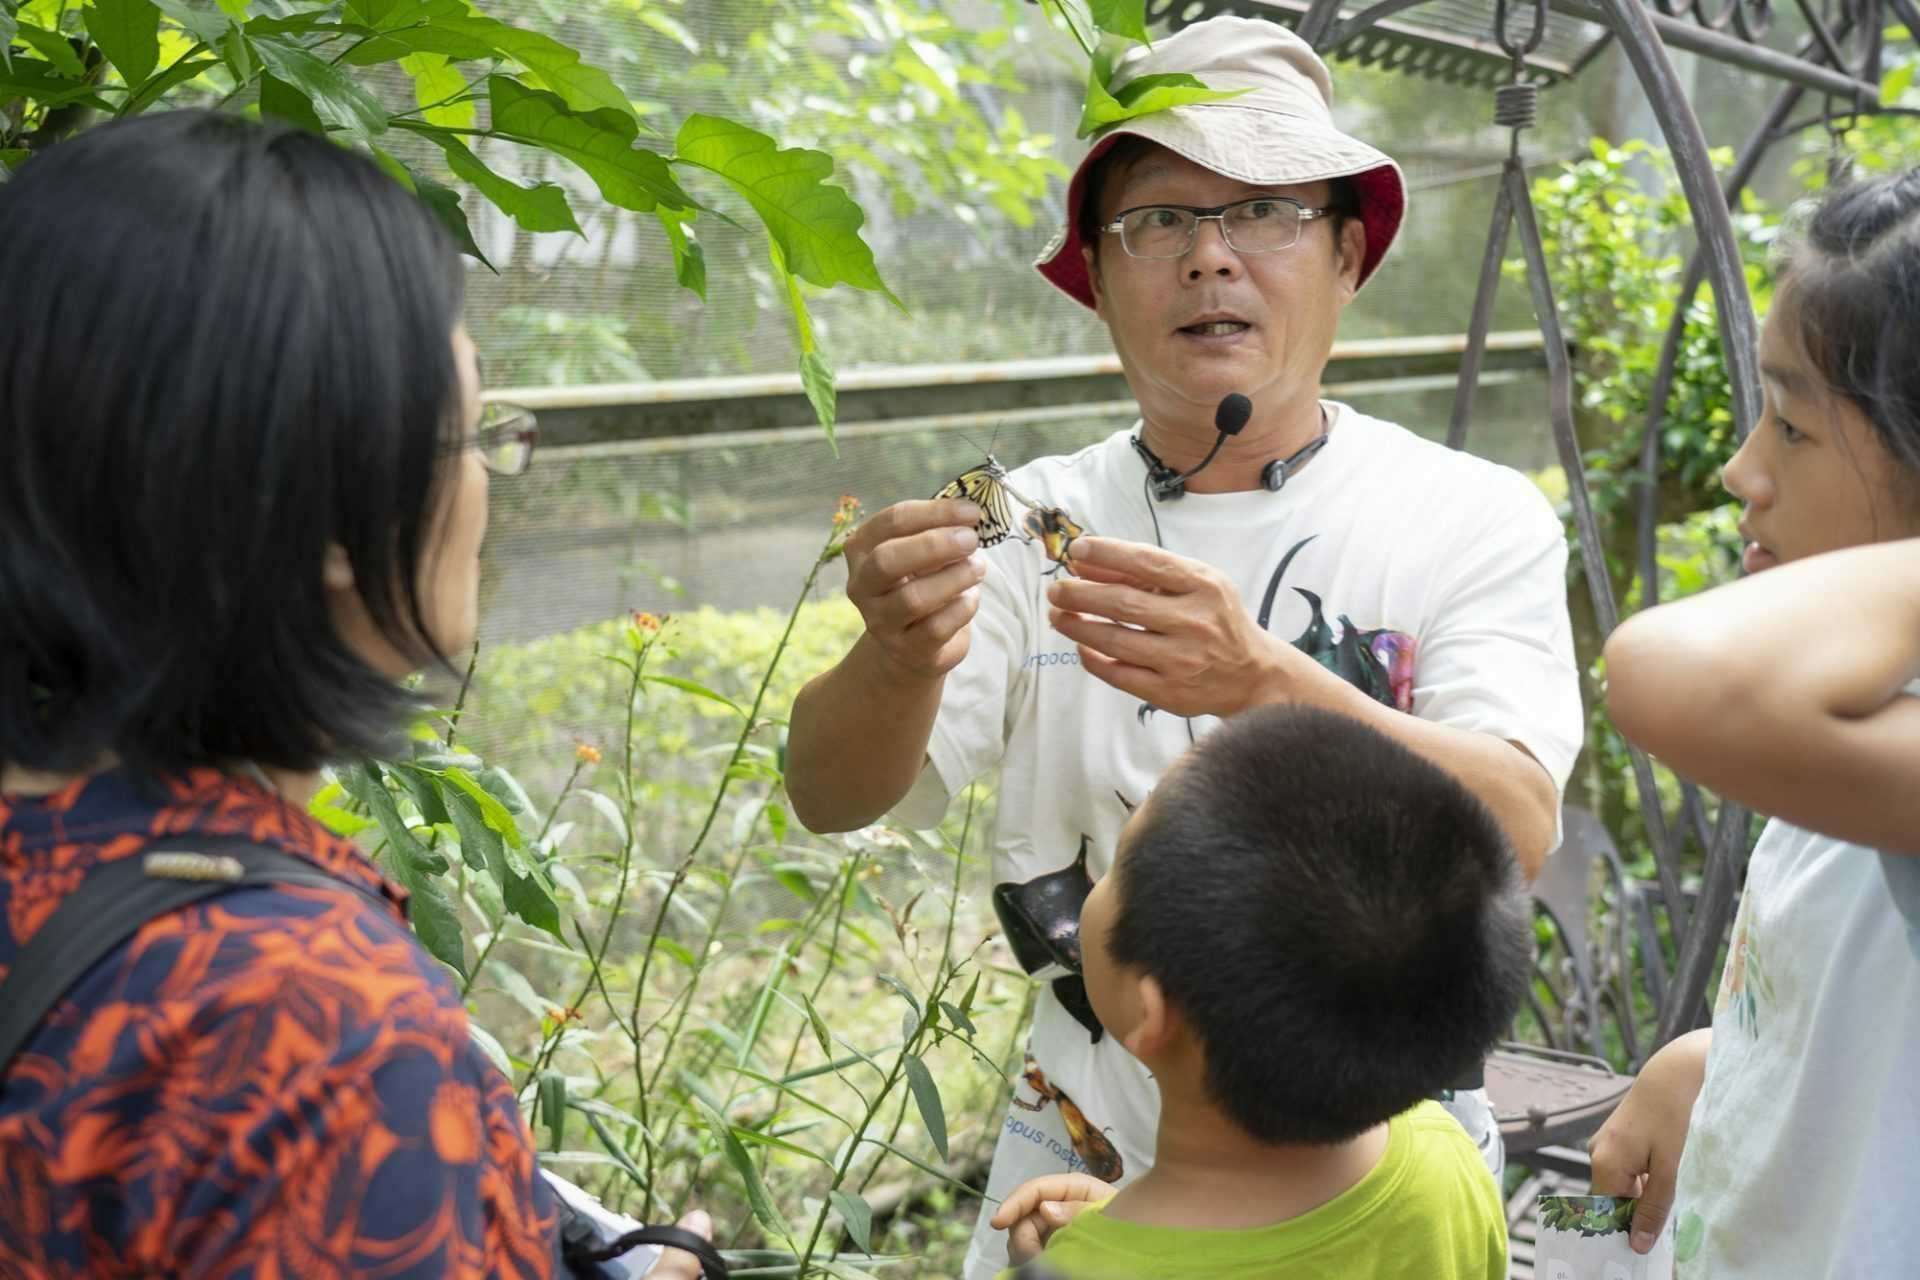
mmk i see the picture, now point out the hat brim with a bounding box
[1035,107,1407,311]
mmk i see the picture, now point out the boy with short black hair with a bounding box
[992,703,1529,1278]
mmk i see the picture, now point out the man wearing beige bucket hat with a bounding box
[789,16,1580,1275]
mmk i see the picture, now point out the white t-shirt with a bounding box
[1673,814,1920,1277]
[893,408,1582,1276]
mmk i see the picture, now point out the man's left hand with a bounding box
[1048,537,1326,719]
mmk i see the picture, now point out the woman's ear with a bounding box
[322,543,356,592]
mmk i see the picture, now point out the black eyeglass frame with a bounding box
[447,402,538,476]
[1098,195,1336,259]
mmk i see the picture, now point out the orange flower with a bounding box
[832,493,862,528]
[631,611,662,634]
[574,743,602,765]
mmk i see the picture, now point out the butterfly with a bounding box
[1023,503,1085,578]
[930,453,1030,549]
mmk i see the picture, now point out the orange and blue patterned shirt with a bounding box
[0,767,557,1278]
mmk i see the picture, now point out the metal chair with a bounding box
[1486,805,1665,1274]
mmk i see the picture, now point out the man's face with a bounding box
[1080,145,1363,431]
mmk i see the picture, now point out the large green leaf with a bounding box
[425,131,579,234]
[689,1094,790,1244]
[395,858,466,976]
[0,57,110,110]
[674,113,892,297]
[438,15,632,121]
[258,68,323,132]
[486,76,690,214]
[251,34,387,137]
[400,50,472,128]
[213,0,247,18]
[412,166,494,267]
[84,0,160,88]
[1088,0,1150,43]
[150,0,231,42]
[0,7,15,73]
[13,23,84,77]
[1077,46,1247,139]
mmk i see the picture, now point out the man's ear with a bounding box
[1081,243,1108,319]
[1120,972,1177,1060]
[1335,216,1366,306]
[322,543,356,592]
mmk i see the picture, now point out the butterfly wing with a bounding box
[933,461,1019,548]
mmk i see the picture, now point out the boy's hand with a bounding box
[1588,1029,1712,1254]
[990,1173,1114,1264]
[644,1209,714,1279]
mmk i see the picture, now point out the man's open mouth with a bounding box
[1178,320,1250,336]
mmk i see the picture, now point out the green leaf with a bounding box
[429,133,580,234]
[655,207,706,298]
[443,766,523,848]
[413,166,494,267]
[1076,43,1248,139]
[214,0,248,18]
[831,1189,874,1255]
[367,142,416,191]
[1883,60,1916,104]
[250,34,387,138]
[801,993,834,1057]
[401,50,472,129]
[537,1070,567,1151]
[0,58,104,110]
[642,673,744,716]
[503,867,562,939]
[258,69,323,132]
[120,54,217,114]
[150,0,231,42]
[876,974,921,1019]
[308,801,376,839]
[14,24,85,78]
[394,762,452,827]
[0,8,15,73]
[487,76,691,214]
[0,149,27,172]
[342,761,446,875]
[675,112,892,300]
[436,15,632,120]
[444,786,501,873]
[1088,0,1150,43]
[902,1052,949,1160]
[690,1095,790,1243]
[801,350,837,442]
[939,1000,977,1036]
[397,861,466,975]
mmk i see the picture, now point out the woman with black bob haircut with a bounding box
[0,111,710,1277]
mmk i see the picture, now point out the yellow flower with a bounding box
[575,743,602,765]
[631,610,663,634]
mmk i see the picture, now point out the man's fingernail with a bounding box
[954,527,979,551]
[1631,1229,1655,1252]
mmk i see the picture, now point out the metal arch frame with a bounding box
[1219,0,1911,1047]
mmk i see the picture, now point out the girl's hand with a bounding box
[1587,1029,1712,1253]
[990,1173,1114,1264]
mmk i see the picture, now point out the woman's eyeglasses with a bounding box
[458,402,538,476]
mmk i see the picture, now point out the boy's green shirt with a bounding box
[998,1101,1506,1279]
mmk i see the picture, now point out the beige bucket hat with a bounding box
[1036,15,1407,309]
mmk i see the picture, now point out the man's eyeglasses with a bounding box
[457,402,538,476]
[1100,196,1334,260]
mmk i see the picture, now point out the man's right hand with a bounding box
[843,498,986,680]
[1588,1027,1712,1254]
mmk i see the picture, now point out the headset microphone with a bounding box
[1131,393,1255,502]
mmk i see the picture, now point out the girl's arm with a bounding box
[1604,538,1920,854]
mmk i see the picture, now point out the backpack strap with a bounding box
[0,834,386,1084]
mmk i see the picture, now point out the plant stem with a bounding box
[631,530,838,1191]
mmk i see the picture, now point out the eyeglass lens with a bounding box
[1120,199,1306,259]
